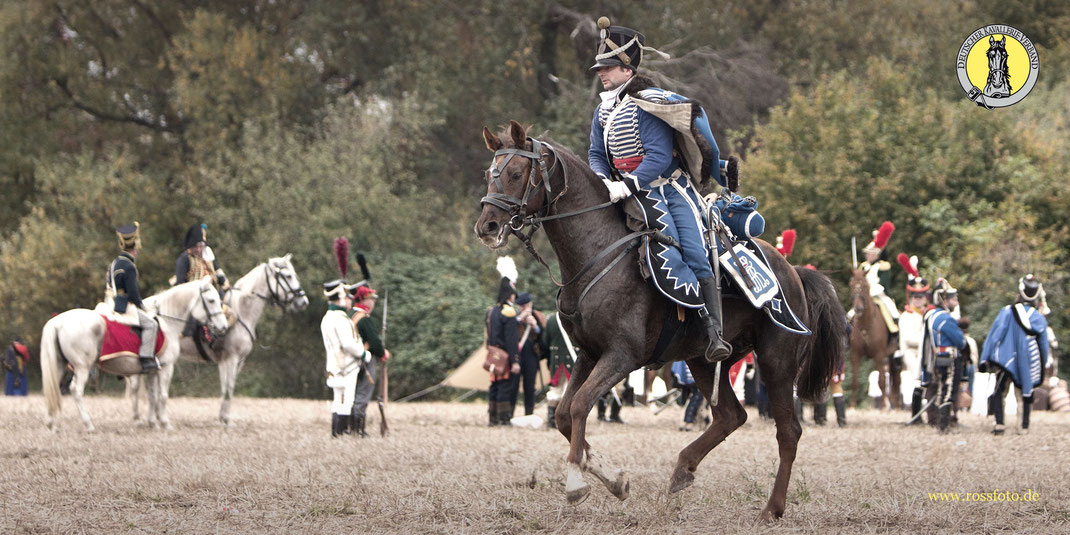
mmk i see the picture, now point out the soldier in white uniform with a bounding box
[897,254,931,421]
[321,279,366,437]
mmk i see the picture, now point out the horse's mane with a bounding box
[146,279,207,315]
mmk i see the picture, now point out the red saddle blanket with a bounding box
[100,315,166,361]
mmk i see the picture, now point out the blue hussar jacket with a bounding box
[924,307,966,352]
[109,251,143,313]
[589,77,727,193]
[980,303,1050,397]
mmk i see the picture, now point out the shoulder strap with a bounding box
[1012,304,1041,337]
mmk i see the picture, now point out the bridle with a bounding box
[480,137,657,305]
[154,281,227,333]
[256,262,307,309]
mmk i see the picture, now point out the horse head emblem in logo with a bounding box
[984,35,1011,98]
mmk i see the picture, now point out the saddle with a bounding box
[623,191,809,336]
[99,315,166,361]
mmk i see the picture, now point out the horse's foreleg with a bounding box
[668,357,747,494]
[218,355,238,426]
[760,374,802,522]
[155,364,175,431]
[564,355,632,504]
[144,369,160,429]
[71,366,95,432]
[555,353,593,445]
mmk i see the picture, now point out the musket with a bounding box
[377,288,389,437]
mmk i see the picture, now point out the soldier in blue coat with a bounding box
[108,223,160,372]
[980,275,1051,435]
[919,279,966,430]
[587,17,732,361]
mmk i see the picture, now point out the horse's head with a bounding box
[849,269,869,315]
[267,254,309,312]
[988,35,1008,67]
[475,120,553,248]
[193,278,230,335]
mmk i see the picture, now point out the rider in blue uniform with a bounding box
[587,17,731,361]
[109,223,160,372]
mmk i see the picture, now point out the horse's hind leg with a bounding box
[760,371,802,522]
[669,357,747,494]
[70,365,95,432]
[155,364,176,431]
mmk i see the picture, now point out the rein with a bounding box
[480,137,655,309]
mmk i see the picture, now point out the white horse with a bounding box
[40,277,228,432]
[128,255,309,426]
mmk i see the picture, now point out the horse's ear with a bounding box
[284,253,292,262]
[508,120,526,148]
[483,127,502,152]
[990,36,994,44]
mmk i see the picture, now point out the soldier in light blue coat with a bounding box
[980,275,1051,435]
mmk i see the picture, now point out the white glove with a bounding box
[602,178,632,203]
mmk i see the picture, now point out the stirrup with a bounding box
[705,337,732,362]
[139,356,160,372]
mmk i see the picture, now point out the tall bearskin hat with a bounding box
[116,222,141,251]
[184,223,208,250]
[862,221,895,254]
[897,253,930,295]
[496,256,518,304]
[932,278,958,308]
[775,229,796,258]
[1018,274,1043,303]
[589,17,669,72]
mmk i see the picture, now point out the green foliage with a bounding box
[2,1,1069,395]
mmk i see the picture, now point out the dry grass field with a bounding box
[2,393,1068,534]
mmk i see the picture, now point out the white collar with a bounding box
[599,76,634,104]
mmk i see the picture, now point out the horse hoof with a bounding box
[609,475,630,501]
[668,467,694,494]
[758,507,783,523]
[566,484,591,505]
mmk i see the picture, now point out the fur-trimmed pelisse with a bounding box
[622,75,724,190]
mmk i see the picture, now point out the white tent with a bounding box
[441,345,550,392]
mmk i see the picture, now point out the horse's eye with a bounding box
[510,171,521,180]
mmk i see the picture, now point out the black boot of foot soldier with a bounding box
[547,406,557,429]
[909,387,924,425]
[834,395,847,427]
[813,401,828,426]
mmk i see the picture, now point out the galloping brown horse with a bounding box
[474,121,846,521]
[848,270,898,409]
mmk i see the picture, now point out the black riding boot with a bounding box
[834,395,847,427]
[813,401,828,426]
[547,405,557,429]
[139,356,160,372]
[699,277,732,362]
[331,414,342,438]
[609,398,624,423]
[909,387,924,425]
[1021,398,1032,432]
[597,398,607,421]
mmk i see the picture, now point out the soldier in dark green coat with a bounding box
[541,312,576,429]
[347,284,389,437]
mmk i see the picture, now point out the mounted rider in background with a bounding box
[105,222,160,372]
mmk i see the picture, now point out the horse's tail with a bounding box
[794,267,848,402]
[40,317,64,424]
